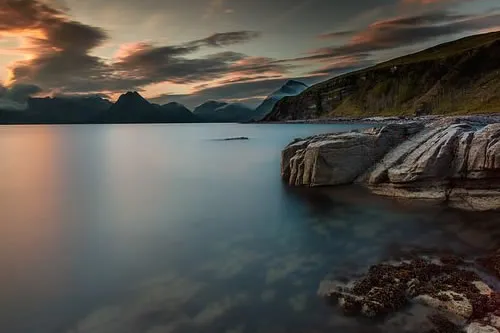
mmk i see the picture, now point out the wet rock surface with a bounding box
[319,252,500,333]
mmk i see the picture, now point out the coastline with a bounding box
[276,114,500,332]
[259,113,500,125]
[279,115,500,211]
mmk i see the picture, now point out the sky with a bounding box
[0,0,499,109]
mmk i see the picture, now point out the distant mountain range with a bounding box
[0,80,307,124]
[99,92,200,123]
[193,101,255,123]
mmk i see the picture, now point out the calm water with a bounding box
[1,123,500,333]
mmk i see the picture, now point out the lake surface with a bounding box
[1,123,500,333]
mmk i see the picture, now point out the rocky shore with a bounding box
[318,250,500,333]
[281,116,500,211]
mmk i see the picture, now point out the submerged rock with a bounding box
[466,322,500,333]
[477,251,500,281]
[319,256,499,321]
[319,253,500,333]
[281,117,500,210]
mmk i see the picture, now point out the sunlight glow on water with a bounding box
[0,123,499,333]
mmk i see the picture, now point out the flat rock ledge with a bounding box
[318,254,500,333]
[281,116,500,211]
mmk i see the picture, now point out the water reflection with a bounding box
[0,124,498,333]
[0,126,67,330]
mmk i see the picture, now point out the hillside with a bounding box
[264,32,500,121]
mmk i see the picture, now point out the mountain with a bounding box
[160,102,200,122]
[29,96,112,123]
[99,91,199,123]
[193,101,228,116]
[0,96,112,124]
[193,101,255,122]
[264,32,500,121]
[254,80,308,120]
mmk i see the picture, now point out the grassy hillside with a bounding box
[265,32,500,120]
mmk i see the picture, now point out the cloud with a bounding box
[0,83,42,110]
[196,31,261,47]
[1,1,266,95]
[203,0,228,19]
[318,30,357,39]
[300,10,500,61]
[307,60,374,76]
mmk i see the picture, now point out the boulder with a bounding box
[281,122,424,186]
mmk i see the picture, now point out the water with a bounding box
[0,123,499,333]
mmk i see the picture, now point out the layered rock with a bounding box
[281,118,500,210]
[282,122,423,186]
[367,121,500,210]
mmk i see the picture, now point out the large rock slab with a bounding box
[281,117,500,210]
[367,121,500,210]
[281,122,423,186]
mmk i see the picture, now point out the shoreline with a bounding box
[279,115,500,211]
[258,113,500,125]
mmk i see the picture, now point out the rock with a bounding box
[281,116,500,210]
[414,291,473,319]
[215,137,249,141]
[281,122,424,186]
[477,251,500,279]
[319,256,500,321]
[466,322,500,333]
[490,315,500,329]
[369,121,500,210]
[473,281,494,296]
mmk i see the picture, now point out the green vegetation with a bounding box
[265,32,500,120]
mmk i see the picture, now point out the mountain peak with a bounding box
[284,80,307,87]
[121,91,142,98]
[115,91,149,104]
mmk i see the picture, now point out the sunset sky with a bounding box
[0,0,499,109]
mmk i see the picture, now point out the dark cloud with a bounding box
[3,83,42,101]
[305,10,500,60]
[307,61,373,76]
[3,1,269,95]
[3,1,267,95]
[0,0,61,31]
[0,83,42,110]
[194,31,261,47]
[318,30,356,39]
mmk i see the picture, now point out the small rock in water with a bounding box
[215,137,249,141]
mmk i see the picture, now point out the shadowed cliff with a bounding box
[264,32,500,121]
